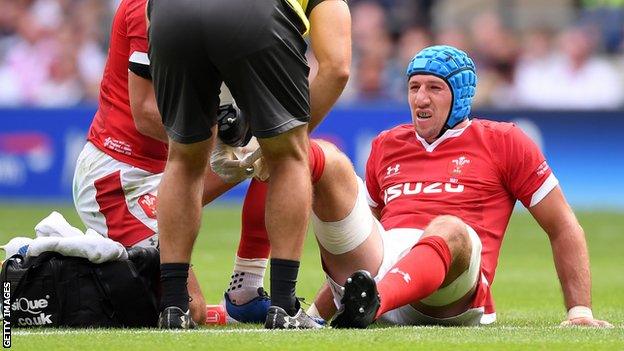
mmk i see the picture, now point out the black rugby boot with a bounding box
[265,305,324,329]
[331,270,381,329]
[158,306,197,329]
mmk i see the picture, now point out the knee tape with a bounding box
[311,176,373,255]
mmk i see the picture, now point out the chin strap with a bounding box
[435,126,449,139]
[436,116,470,139]
[435,112,454,139]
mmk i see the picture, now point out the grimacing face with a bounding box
[407,74,452,143]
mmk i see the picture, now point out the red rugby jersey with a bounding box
[365,119,559,317]
[87,0,167,173]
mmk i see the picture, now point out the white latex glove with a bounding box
[210,138,264,183]
[236,138,269,182]
[252,153,269,181]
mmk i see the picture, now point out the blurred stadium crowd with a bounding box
[0,0,623,109]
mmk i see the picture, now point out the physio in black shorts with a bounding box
[148,0,320,329]
[149,0,311,141]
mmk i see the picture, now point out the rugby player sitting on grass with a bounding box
[310,45,612,328]
[222,45,613,328]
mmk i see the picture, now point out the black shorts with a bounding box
[148,0,310,143]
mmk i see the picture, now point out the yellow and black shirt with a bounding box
[284,0,331,35]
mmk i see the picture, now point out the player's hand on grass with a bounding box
[560,307,613,328]
[560,317,613,328]
[189,295,207,325]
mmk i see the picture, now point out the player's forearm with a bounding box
[549,225,592,309]
[128,72,169,142]
[187,267,207,324]
[308,67,349,132]
[201,166,237,205]
[134,108,169,143]
[307,0,351,132]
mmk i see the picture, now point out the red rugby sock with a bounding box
[237,179,271,259]
[308,140,325,184]
[375,236,452,318]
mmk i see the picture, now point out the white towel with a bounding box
[1,237,34,259]
[34,211,83,238]
[26,235,128,264]
[1,211,128,264]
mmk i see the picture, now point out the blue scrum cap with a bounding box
[406,45,477,129]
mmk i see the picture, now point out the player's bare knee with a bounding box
[168,140,211,175]
[426,215,466,236]
[424,215,471,267]
[314,140,353,185]
[312,140,358,219]
[314,139,340,155]
[315,140,344,165]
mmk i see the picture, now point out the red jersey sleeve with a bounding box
[126,0,149,60]
[365,132,385,208]
[499,125,557,208]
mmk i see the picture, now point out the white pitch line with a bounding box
[14,329,274,336]
[12,325,622,336]
[13,327,408,336]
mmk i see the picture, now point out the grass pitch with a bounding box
[0,204,622,350]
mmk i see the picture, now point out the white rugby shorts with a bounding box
[73,141,160,248]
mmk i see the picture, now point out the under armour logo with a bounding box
[283,318,300,329]
[389,268,411,283]
[180,316,190,329]
[386,164,400,177]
